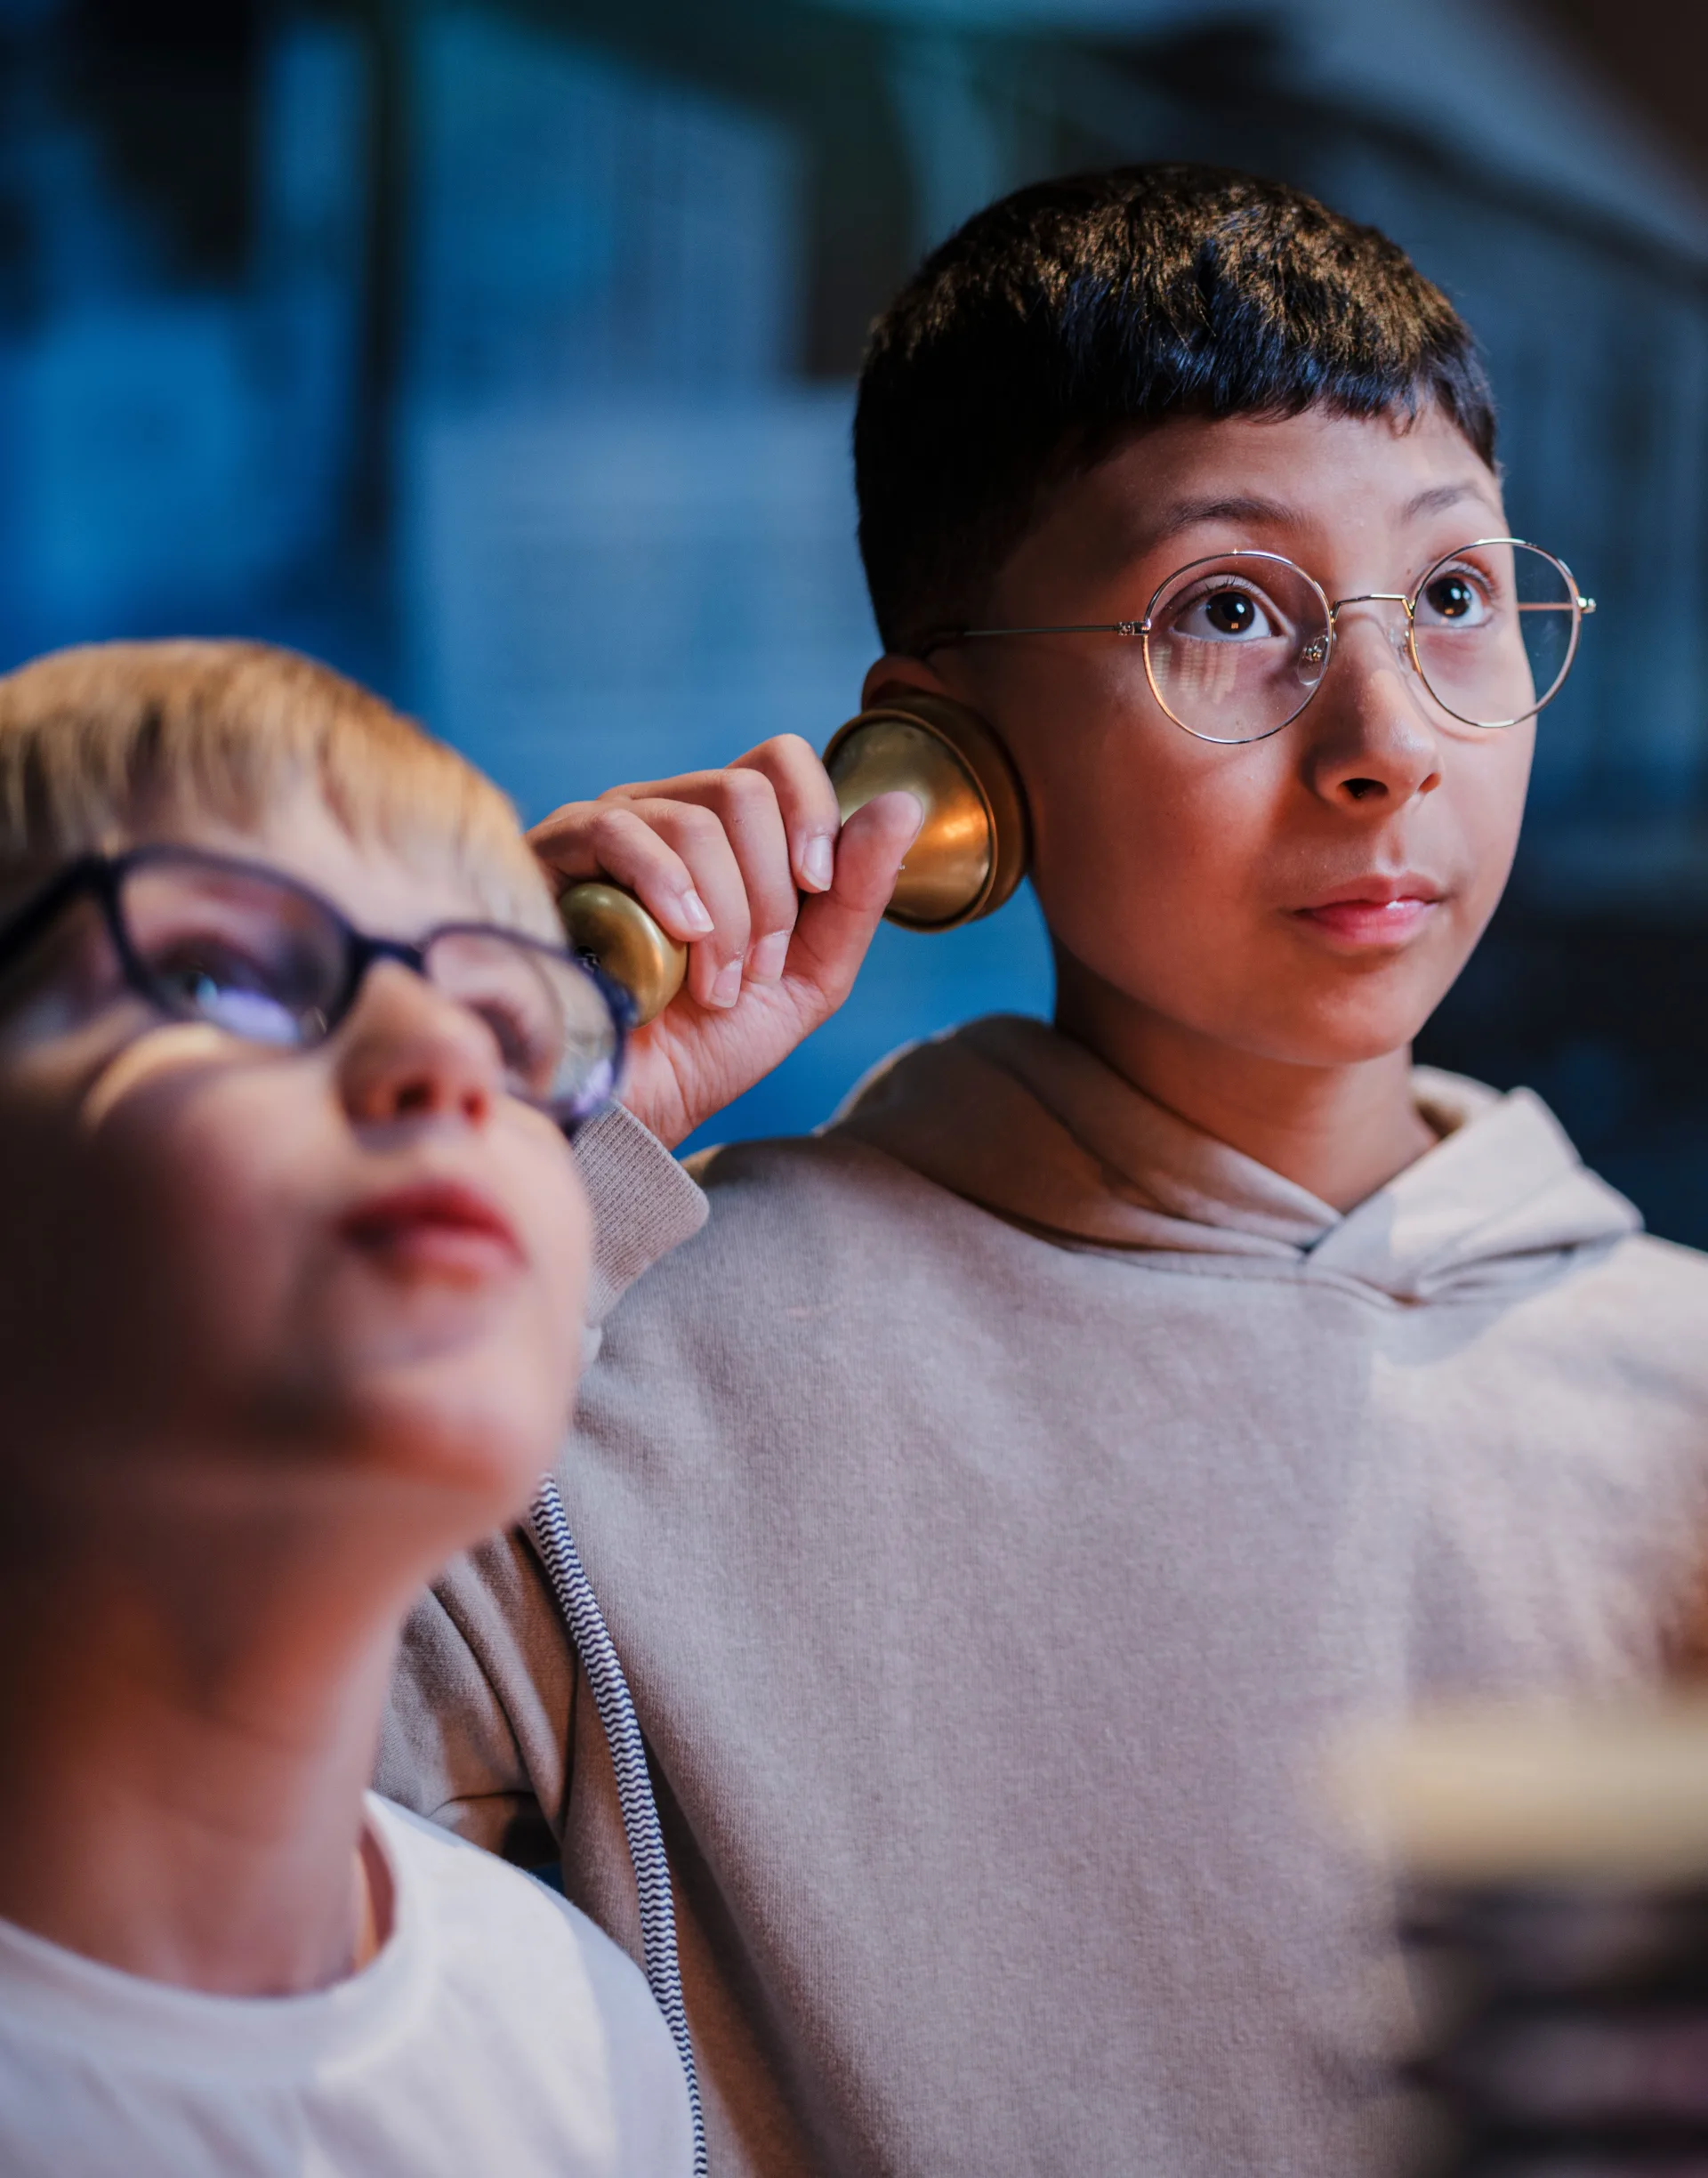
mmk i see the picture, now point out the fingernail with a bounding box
[801,835,834,891]
[678,889,714,935]
[748,931,790,983]
[710,959,743,1008]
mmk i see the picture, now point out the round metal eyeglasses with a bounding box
[0,845,626,1134]
[947,538,1594,746]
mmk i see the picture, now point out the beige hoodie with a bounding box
[381,1018,1708,2178]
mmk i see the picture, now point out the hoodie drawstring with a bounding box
[530,1476,707,2178]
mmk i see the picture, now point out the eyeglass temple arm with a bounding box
[0,857,105,980]
[947,621,1146,641]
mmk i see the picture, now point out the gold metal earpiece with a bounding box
[558,686,1030,1024]
[821,684,1027,931]
[557,881,689,1032]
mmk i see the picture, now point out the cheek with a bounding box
[1446,728,1533,911]
[0,1075,321,1459]
[509,1142,593,1390]
[107,1089,321,1392]
[1023,709,1274,956]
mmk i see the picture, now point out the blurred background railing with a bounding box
[5,0,1708,1216]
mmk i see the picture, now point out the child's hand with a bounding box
[530,735,922,1149]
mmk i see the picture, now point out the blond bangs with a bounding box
[0,641,554,931]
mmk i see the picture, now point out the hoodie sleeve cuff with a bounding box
[573,1099,709,1328]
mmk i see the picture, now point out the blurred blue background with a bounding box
[6,0,1708,1210]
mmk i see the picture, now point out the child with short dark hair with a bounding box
[0,641,692,2176]
[386,168,1708,2176]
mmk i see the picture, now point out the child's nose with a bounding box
[334,962,503,1128]
[1300,617,1442,811]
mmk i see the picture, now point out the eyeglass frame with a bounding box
[0,843,629,1136]
[927,536,1596,744]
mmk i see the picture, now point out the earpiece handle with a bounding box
[558,687,1029,1025]
[559,882,689,1030]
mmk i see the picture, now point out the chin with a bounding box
[317,1353,571,1521]
[1253,946,1468,1062]
[1259,999,1441,1069]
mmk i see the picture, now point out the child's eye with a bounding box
[466,996,556,1093]
[1417,568,1494,627]
[1172,585,1285,641]
[154,938,263,996]
[149,940,308,1045]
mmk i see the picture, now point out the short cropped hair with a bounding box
[854,163,1497,653]
[0,640,553,932]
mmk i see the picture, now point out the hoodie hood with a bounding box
[828,1015,1640,1304]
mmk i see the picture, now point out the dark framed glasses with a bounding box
[945,537,1594,746]
[0,845,626,1134]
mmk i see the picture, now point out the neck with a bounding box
[0,1498,431,1996]
[1054,953,1438,1213]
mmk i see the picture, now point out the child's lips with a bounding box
[339,1180,523,1279]
[1291,880,1444,947]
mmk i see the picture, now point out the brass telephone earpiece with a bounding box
[558,684,1031,1025]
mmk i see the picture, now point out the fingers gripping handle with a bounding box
[557,690,1028,1025]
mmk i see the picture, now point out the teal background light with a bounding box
[5,0,1708,1223]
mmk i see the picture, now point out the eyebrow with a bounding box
[1152,479,1497,536]
[1399,480,1498,521]
[1148,493,1299,542]
[1128,477,1503,567]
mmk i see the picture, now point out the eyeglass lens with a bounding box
[1145,555,1330,745]
[1411,542,1576,730]
[117,857,618,1123]
[1143,543,1579,745]
[123,859,344,1045]
[421,927,619,1118]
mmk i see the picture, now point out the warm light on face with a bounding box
[0,796,593,1534]
[925,406,1540,1073]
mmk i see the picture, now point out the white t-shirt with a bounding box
[0,1794,693,2177]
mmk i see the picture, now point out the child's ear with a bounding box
[860,654,956,710]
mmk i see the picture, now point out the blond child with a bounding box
[0,641,692,2176]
